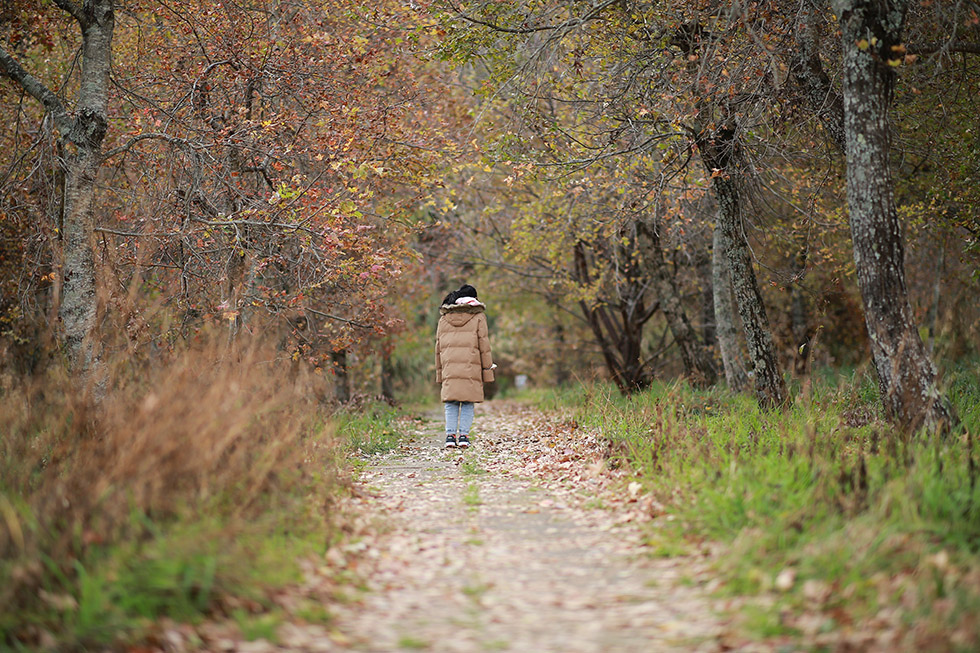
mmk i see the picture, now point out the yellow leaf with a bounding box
[857,38,869,50]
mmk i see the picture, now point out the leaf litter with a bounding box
[325,401,726,652]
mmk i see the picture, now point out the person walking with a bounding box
[435,284,495,448]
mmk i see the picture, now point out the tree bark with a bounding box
[637,217,717,388]
[0,0,114,377]
[791,0,847,151]
[60,145,102,374]
[712,221,750,391]
[926,239,945,353]
[789,248,811,376]
[381,345,395,402]
[697,243,717,353]
[548,294,569,387]
[790,278,810,376]
[332,348,350,403]
[834,0,953,432]
[698,131,786,408]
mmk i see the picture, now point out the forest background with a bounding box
[1,0,979,649]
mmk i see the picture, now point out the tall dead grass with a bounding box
[0,333,344,637]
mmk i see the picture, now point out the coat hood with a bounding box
[439,299,486,326]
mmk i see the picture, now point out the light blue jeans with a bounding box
[444,401,475,436]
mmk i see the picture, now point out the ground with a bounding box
[327,401,726,652]
[167,401,755,652]
[160,400,946,653]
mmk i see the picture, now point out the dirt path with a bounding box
[330,401,725,652]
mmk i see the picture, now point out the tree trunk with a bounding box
[697,243,717,353]
[712,221,750,391]
[332,348,350,403]
[926,238,945,353]
[61,4,114,376]
[1,0,114,377]
[381,346,395,402]
[60,147,102,374]
[699,132,786,408]
[572,240,655,394]
[791,0,846,151]
[835,0,952,432]
[637,217,717,388]
[549,295,569,387]
[790,277,810,376]
[790,249,811,376]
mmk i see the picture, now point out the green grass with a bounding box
[294,600,333,624]
[462,581,491,599]
[234,608,283,642]
[337,401,405,456]
[531,361,980,647]
[397,634,431,649]
[463,483,482,508]
[2,502,330,648]
[461,458,487,476]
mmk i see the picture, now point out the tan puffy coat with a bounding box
[435,301,494,403]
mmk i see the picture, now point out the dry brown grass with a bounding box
[0,333,345,630]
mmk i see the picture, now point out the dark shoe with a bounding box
[445,434,458,448]
[457,434,470,448]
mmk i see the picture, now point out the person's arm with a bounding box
[478,314,494,382]
[435,321,443,384]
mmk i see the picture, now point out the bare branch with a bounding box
[187,216,321,237]
[94,227,176,237]
[101,132,198,161]
[305,308,371,330]
[0,47,73,134]
[908,40,980,55]
[515,132,686,170]
[447,0,620,35]
[50,0,87,24]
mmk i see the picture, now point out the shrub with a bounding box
[0,335,346,647]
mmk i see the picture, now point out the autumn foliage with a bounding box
[1,1,457,377]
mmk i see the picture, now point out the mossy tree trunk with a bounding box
[833,0,952,432]
[698,129,786,409]
[711,222,750,392]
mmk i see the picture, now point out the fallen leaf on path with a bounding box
[775,567,796,592]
